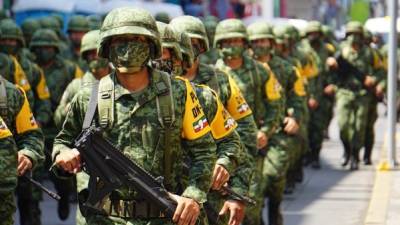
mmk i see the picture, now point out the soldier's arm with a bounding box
[54,79,81,129]
[258,64,284,137]
[11,87,44,169]
[179,79,217,204]
[32,65,52,126]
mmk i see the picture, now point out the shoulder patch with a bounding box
[15,87,38,134]
[262,62,282,101]
[226,75,252,120]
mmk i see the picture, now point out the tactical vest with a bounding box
[85,70,176,188]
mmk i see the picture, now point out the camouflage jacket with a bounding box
[336,42,374,96]
[53,69,217,203]
[215,55,284,138]
[0,77,44,169]
[194,63,258,157]
[0,116,18,193]
[268,55,307,124]
[54,71,97,129]
[17,50,52,126]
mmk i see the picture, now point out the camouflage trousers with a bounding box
[363,95,379,160]
[0,193,16,225]
[243,133,290,225]
[336,91,369,159]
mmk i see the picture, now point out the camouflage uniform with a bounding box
[160,21,251,224]
[30,28,79,220]
[213,19,284,225]
[20,18,41,55]
[87,15,102,30]
[0,76,45,225]
[53,7,217,225]
[335,22,375,170]
[302,21,337,167]
[248,21,307,225]
[0,116,18,225]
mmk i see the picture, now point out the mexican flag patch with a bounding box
[224,118,236,131]
[193,116,209,133]
[237,103,250,114]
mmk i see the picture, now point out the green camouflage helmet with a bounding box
[174,29,194,67]
[202,16,218,47]
[155,12,170,24]
[322,25,333,37]
[87,15,102,30]
[169,16,209,52]
[29,29,60,51]
[273,25,289,44]
[305,20,322,34]
[51,13,64,29]
[345,21,363,34]
[285,24,300,41]
[40,17,62,35]
[156,22,182,60]
[21,18,41,36]
[67,15,90,32]
[214,19,248,47]
[247,21,274,41]
[0,19,25,46]
[98,7,161,60]
[80,29,100,55]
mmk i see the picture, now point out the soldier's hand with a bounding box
[212,164,230,190]
[324,84,336,96]
[375,85,385,99]
[219,200,246,225]
[17,153,32,176]
[256,131,268,149]
[284,117,299,135]
[169,193,200,225]
[364,76,376,88]
[55,148,81,174]
[326,57,338,69]
[308,98,319,110]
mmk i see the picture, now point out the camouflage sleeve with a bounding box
[54,79,81,129]
[228,147,253,197]
[179,80,217,204]
[0,119,18,193]
[32,65,52,126]
[10,87,44,169]
[286,65,308,123]
[53,89,89,161]
[197,86,241,174]
[257,64,284,137]
[235,115,258,157]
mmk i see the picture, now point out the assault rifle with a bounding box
[73,126,177,218]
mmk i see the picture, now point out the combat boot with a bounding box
[363,147,373,165]
[341,142,351,167]
[350,149,359,170]
[268,201,283,225]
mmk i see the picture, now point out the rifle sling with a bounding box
[82,81,99,130]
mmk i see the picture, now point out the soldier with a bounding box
[54,29,111,225]
[30,28,79,220]
[200,16,219,65]
[53,7,217,225]
[213,18,284,225]
[362,29,386,165]
[0,76,45,225]
[157,21,249,225]
[247,21,307,225]
[0,19,52,225]
[0,115,18,225]
[66,15,90,71]
[330,21,376,170]
[86,15,102,30]
[303,21,337,169]
[21,18,41,49]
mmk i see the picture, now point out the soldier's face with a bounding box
[190,38,205,57]
[251,38,271,48]
[162,47,172,60]
[220,38,245,48]
[0,38,18,55]
[69,31,87,47]
[110,35,148,46]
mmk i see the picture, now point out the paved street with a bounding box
[14,105,400,225]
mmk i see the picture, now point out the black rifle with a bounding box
[73,126,178,218]
[22,175,60,200]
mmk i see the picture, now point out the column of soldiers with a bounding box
[0,7,389,225]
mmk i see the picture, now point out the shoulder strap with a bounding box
[98,76,115,129]
[0,77,8,119]
[82,82,99,129]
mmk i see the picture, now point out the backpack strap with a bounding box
[0,76,8,120]
[155,71,176,189]
[98,75,115,129]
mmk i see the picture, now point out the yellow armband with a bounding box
[226,75,252,120]
[36,68,50,99]
[293,67,307,97]
[0,116,12,139]
[262,62,282,101]
[15,87,38,134]
[209,89,237,140]
[180,78,211,140]
[11,56,31,92]
[75,65,84,79]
